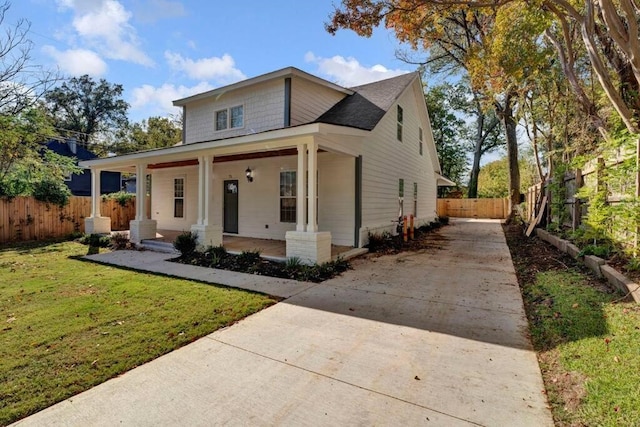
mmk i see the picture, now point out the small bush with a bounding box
[32,180,71,207]
[79,233,111,248]
[173,231,198,257]
[237,250,262,270]
[437,215,450,225]
[205,245,227,258]
[579,244,611,258]
[102,191,135,207]
[110,232,131,250]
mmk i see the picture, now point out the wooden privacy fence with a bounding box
[0,196,137,243]
[437,198,510,219]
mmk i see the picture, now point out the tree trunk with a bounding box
[467,114,485,198]
[497,92,520,215]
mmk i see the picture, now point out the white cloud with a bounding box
[134,0,186,23]
[130,81,214,116]
[43,46,108,76]
[56,0,153,66]
[165,51,246,84]
[305,52,409,87]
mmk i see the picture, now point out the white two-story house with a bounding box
[81,67,447,264]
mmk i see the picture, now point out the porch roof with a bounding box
[79,122,368,171]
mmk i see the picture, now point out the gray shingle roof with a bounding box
[315,72,418,130]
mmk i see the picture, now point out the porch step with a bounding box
[140,239,179,255]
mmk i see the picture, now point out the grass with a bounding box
[0,240,276,425]
[524,270,640,426]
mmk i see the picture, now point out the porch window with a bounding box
[397,105,403,142]
[280,171,296,223]
[419,127,423,155]
[174,177,184,218]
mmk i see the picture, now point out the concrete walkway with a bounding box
[14,219,553,426]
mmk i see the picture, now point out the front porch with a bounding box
[122,230,358,261]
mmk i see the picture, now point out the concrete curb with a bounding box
[534,228,640,303]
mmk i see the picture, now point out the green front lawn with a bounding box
[0,241,276,425]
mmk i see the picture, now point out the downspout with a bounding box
[355,155,363,247]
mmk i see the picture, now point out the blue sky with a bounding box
[7,0,417,122]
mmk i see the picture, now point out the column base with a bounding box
[190,224,223,249]
[285,231,332,265]
[129,219,157,243]
[85,216,111,234]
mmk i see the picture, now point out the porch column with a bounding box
[307,141,318,232]
[129,163,157,243]
[191,154,222,248]
[296,143,307,232]
[285,139,332,264]
[84,168,111,234]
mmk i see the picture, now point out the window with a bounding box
[215,105,244,131]
[397,105,403,142]
[419,127,423,155]
[230,105,243,128]
[280,171,296,222]
[215,110,228,131]
[174,177,184,218]
[399,178,404,197]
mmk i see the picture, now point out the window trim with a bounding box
[173,176,186,219]
[214,104,245,132]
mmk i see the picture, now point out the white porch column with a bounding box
[191,154,222,248]
[296,143,307,232]
[129,163,157,243]
[307,141,318,232]
[84,168,111,234]
[285,139,332,265]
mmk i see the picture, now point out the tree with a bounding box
[424,83,468,191]
[114,116,182,155]
[0,107,80,200]
[45,75,129,145]
[0,1,58,115]
[328,3,519,205]
[478,156,538,199]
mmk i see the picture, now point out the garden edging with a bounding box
[535,228,640,303]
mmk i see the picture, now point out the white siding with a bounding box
[150,153,355,246]
[360,80,438,243]
[184,79,285,144]
[290,77,346,125]
[150,166,199,231]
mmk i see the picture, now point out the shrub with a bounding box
[579,244,612,258]
[110,232,131,250]
[237,250,262,269]
[102,191,135,207]
[205,245,227,258]
[32,179,71,207]
[437,215,450,225]
[80,233,111,248]
[173,231,199,257]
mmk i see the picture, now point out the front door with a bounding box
[223,180,239,233]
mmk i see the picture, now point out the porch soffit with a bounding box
[80,123,368,171]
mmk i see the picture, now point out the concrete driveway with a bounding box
[14,219,553,426]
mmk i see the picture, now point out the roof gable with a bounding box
[315,72,418,130]
[45,140,97,161]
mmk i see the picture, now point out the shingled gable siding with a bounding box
[290,77,347,126]
[183,79,285,144]
[360,80,437,239]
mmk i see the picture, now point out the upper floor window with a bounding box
[419,127,423,155]
[215,105,244,131]
[397,105,403,142]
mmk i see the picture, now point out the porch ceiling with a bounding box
[80,123,367,172]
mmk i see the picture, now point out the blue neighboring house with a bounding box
[45,139,122,196]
